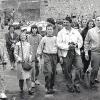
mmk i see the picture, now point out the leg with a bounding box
[26,78,34,95]
[62,51,75,92]
[73,55,83,92]
[43,54,52,94]
[19,79,24,92]
[50,55,57,90]
[31,62,35,88]
[90,52,100,88]
[35,57,40,85]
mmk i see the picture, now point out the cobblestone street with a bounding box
[0,64,100,100]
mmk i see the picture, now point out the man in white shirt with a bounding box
[57,17,83,93]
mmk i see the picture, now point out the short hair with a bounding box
[8,25,15,30]
[65,16,72,23]
[30,24,40,34]
[46,24,54,30]
[47,18,55,25]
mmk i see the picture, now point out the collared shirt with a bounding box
[85,26,100,54]
[57,27,83,57]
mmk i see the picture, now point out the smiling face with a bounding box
[96,17,100,27]
[63,19,71,29]
[81,19,87,28]
[88,21,94,29]
[46,26,53,36]
[32,28,38,35]
[20,33,26,41]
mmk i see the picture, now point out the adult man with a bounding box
[85,16,100,89]
[57,17,83,93]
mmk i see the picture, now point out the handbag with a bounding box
[20,41,32,71]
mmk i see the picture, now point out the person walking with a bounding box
[84,16,100,89]
[81,19,95,79]
[57,17,83,93]
[5,25,19,70]
[27,25,42,87]
[37,24,57,95]
[14,32,33,95]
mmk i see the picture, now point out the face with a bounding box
[20,33,26,41]
[46,26,53,36]
[96,17,100,27]
[63,20,71,29]
[32,28,37,35]
[88,21,94,29]
[82,19,87,28]
[9,27,14,33]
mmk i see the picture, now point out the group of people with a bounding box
[0,15,100,98]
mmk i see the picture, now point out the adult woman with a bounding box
[14,32,33,95]
[80,19,87,33]
[5,25,18,70]
[81,19,95,78]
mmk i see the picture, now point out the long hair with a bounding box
[81,19,95,41]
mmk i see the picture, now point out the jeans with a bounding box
[62,50,83,86]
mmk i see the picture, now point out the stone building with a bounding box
[1,0,100,21]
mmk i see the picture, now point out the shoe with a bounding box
[28,90,34,95]
[74,85,81,93]
[66,85,74,93]
[20,90,24,94]
[0,92,7,99]
[31,82,35,88]
[35,80,41,85]
[90,82,98,89]
[95,79,100,84]
[49,89,55,94]
[11,67,14,70]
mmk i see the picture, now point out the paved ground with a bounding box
[0,64,100,100]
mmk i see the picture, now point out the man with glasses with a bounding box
[57,17,83,93]
[85,16,100,89]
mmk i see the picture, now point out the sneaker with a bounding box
[11,67,14,70]
[66,85,74,93]
[31,82,35,88]
[95,79,100,84]
[74,85,81,93]
[28,90,34,95]
[35,80,41,85]
[90,82,98,89]
[0,92,7,99]
[49,89,55,94]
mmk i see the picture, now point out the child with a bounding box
[37,24,58,94]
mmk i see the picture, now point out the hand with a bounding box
[37,57,41,63]
[85,54,89,60]
[60,57,63,64]
[17,57,22,62]
[11,43,15,48]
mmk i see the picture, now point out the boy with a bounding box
[37,24,57,94]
